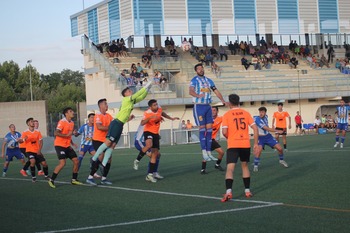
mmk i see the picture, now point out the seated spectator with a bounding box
[153,47,160,60]
[320,114,327,128]
[241,56,251,70]
[181,37,191,52]
[205,52,213,66]
[198,51,205,64]
[289,56,298,69]
[108,40,118,57]
[142,52,152,68]
[335,59,341,70]
[159,75,168,91]
[320,54,330,68]
[170,48,178,61]
[159,47,165,56]
[314,116,321,133]
[210,46,219,60]
[136,63,143,73]
[118,70,128,87]
[325,115,336,129]
[251,54,261,70]
[219,45,228,61]
[239,41,246,55]
[211,61,221,78]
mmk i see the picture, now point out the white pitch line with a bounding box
[0,177,280,205]
[36,203,281,233]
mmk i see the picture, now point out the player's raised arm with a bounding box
[161,112,179,121]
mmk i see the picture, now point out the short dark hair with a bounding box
[88,113,95,118]
[26,117,33,125]
[63,107,73,116]
[258,107,267,112]
[277,102,283,106]
[121,87,130,97]
[194,63,203,71]
[212,106,218,111]
[97,98,107,107]
[148,99,157,107]
[228,94,240,106]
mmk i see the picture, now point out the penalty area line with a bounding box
[36,203,281,233]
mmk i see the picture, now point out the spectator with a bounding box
[289,56,298,69]
[320,54,330,68]
[170,37,175,49]
[159,47,165,56]
[211,61,221,78]
[180,120,186,130]
[259,37,266,47]
[219,45,228,61]
[239,41,246,55]
[118,70,128,87]
[170,47,178,61]
[327,45,335,63]
[186,120,193,142]
[251,54,261,70]
[228,41,235,55]
[181,37,191,52]
[210,46,219,60]
[165,37,171,50]
[159,75,168,91]
[141,51,152,68]
[241,56,251,70]
[136,63,143,73]
[314,116,321,133]
[205,52,213,66]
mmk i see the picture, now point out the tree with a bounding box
[0,79,16,102]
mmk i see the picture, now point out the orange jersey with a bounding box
[222,108,255,148]
[273,111,290,128]
[19,140,26,149]
[143,107,163,134]
[212,116,222,139]
[21,129,42,153]
[93,112,113,142]
[54,118,74,148]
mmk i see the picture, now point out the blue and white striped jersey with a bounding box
[254,115,270,136]
[4,132,21,149]
[78,124,94,146]
[135,124,144,142]
[190,75,216,104]
[336,105,350,124]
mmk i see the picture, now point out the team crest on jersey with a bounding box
[199,116,203,121]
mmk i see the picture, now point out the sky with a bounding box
[0,0,102,74]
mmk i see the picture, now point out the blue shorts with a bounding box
[337,123,348,131]
[193,104,213,126]
[79,144,95,155]
[6,148,24,161]
[258,134,279,149]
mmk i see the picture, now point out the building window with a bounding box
[277,0,299,34]
[234,0,256,34]
[319,0,339,33]
[88,9,99,43]
[133,0,163,35]
[71,17,78,37]
[109,0,120,40]
[187,0,212,35]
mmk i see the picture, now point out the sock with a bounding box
[341,137,345,143]
[102,163,111,177]
[205,128,212,152]
[51,172,58,181]
[149,162,156,174]
[201,161,207,171]
[30,166,35,177]
[23,161,30,171]
[89,160,100,176]
[284,144,287,149]
[92,143,108,161]
[335,135,339,142]
[102,148,113,166]
[3,167,8,173]
[216,159,222,166]
[199,128,206,150]
[43,166,48,176]
[225,179,233,190]
[136,151,146,161]
[154,158,160,172]
[243,177,250,189]
[279,154,284,160]
[254,157,260,166]
[36,163,42,171]
[78,156,83,169]
[72,173,78,180]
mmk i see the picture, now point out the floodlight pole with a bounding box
[27,60,33,101]
[297,69,301,115]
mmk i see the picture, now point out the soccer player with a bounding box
[221,94,258,202]
[142,99,179,182]
[48,107,82,188]
[208,106,225,172]
[272,103,291,152]
[253,107,289,172]
[73,113,100,178]
[294,111,303,135]
[189,63,226,174]
[87,82,152,185]
[21,118,49,182]
[133,123,151,170]
[1,124,26,177]
[33,120,44,175]
[333,99,350,148]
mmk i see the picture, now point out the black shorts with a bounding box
[296,124,302,129]
[226,148,250,164]
[26,152,46,163]
[20,148,27,158]
[55,146,77,160]
[144,131,160,149]
[92,140,104,151]
[106,119,124,143]
[211,139,221,151]
[275,127,287,135]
